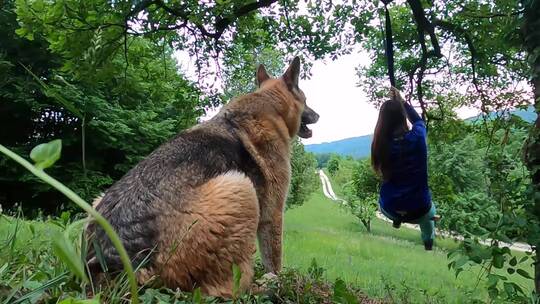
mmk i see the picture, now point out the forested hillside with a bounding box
[305,134,373,158]
[306,106,537,159]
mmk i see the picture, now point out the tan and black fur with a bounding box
[85,57,319,297]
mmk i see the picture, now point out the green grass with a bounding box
[1,190,535,303]
[0,214,61,250]
[1,212,377,303]
[283,191,534,303]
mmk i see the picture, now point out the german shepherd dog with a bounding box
[85,57,319,297]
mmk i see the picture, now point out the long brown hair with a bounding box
[371,99,408,180]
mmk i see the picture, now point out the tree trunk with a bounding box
[537,243,540,294]
[522,0,540,293]
[82,115,87,178]
[531,79,540,294]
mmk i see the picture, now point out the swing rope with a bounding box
[382,2,396,88]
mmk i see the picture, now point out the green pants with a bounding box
[380,204,436,242]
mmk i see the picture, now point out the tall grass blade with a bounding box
[232,263,242,299]
[11,272,69,304]
[52,232,88,283]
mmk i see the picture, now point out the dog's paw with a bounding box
[255,272,278,288]
[256,272,278,286]
[250,283,268,295]
[251,273,278,296]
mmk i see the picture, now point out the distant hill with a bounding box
[466,105,537,123]
[305,134,373,159]
[306,106,536,159]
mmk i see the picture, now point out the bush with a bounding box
[342,159,380,232]
[327,155,341,176]
[287,139,319,209]
[0,2,207,214]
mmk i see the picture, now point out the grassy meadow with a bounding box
[282,189,534,303]
[0,185,535,303]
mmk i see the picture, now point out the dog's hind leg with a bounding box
[155,171,259,298]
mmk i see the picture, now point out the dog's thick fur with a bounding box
[85,57,319,297]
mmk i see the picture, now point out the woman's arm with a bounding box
[389,86,422,123]
[403,103,422,124]
[389,87,426,137]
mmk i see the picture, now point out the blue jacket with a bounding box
[379,103,432,221]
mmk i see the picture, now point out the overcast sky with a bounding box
[177,51,478,145]
[298,52,377,145]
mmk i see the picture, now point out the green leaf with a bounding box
[447,250,459,260]
[192,288,203,304]
[519,256,529,263]
[516,269,533,279]
[503,282,515,295]
[61,211,71,226]
[58,298,100,304]
[487,274,499,287]
[232,263,242,298]
[454,256,469,269]
[12,273,69,304]
[0,263,8,277]
[52,232,88,282]
[15,27,34,40]
[488,286,498,299]
[15,27,27,37]
[493,254,504,269]
[332,278,358,304]
[30,139,62,169]
[20,64,83,118]
[92,239,108,272]
[509,256,517,267]
[143,289,171,304]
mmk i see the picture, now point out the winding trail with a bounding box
[318,170,533,252]
[319,170,338,201]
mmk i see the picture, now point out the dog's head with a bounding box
[256,57,319,138]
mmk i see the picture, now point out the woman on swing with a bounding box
[371,87,438,251]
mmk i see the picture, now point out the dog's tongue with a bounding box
[304,127,312,138]
[299,123,312,138]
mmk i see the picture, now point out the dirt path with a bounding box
[318,170,533,252]
[319,169,338,200]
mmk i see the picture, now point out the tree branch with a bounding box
[214,0,279,39]
[129,22,189,36]
[433,19,490,105]
[383,0,442,121]
[433,20,477,83]
[130,0,279,42]
[462,9,524,19]
[406,0,442,58]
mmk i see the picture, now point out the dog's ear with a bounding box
[256,64,270,87]
[283,56,300,89]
